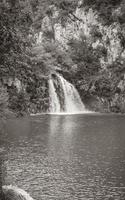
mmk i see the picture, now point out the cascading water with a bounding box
[48,74,88,113]
[48,78,61,112]
[57,74,86,112]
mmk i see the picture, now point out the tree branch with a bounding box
[69,12,83,23]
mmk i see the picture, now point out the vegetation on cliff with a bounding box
[0,0,125,115]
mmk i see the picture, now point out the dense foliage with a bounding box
[0,0,125,115]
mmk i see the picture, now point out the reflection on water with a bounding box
[1,114,125,200]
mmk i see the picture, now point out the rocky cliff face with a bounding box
[33,2,125,113]
[36,3,124,66]
[1,0,125,115]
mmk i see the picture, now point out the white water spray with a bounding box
[48,74,88,113]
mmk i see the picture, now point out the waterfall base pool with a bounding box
[1,114,125,200]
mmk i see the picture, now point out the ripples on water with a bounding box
[1,114,125,200]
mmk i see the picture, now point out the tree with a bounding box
[81,0,123,24]
[0,0,33,80]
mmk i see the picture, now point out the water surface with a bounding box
[1,114,125,200]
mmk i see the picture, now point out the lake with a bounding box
[0,114,125,200]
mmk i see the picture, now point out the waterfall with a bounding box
[48,78,61,112]
[48,74,88,113]
[2,185,34,200]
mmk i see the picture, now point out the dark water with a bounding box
[1,114,125,200]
